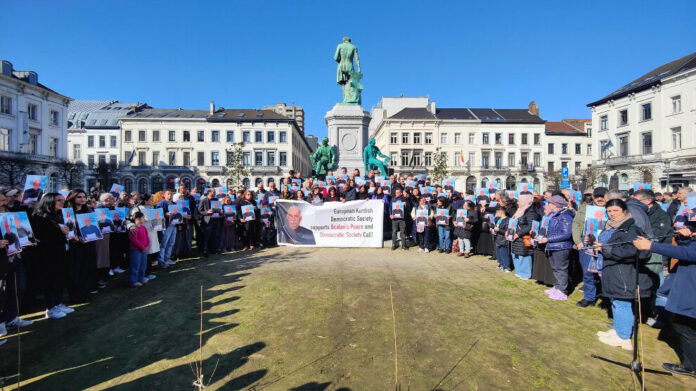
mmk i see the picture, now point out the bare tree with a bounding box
[95,161,116,191]
[546,169,562,190]
[0,156,30,188]
[579,166,602,188]
[55,161,85,189]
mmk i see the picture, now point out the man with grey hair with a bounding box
[278,205,316,245]
[668,187,693,218]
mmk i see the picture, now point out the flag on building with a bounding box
[127,150,136,165]
[460,151,465,164]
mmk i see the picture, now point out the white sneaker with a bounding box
[45,307,66,319]
[165,260,175,266]
[108,269,115,276]
[597,329,618,338]
[417,248,423,253]
[599,333,633,351]
[57,304,75,314]
[7,317,33,328]
[424,248,430,253]
[113,267,126,274]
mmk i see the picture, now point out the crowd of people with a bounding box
[0,166,694,378]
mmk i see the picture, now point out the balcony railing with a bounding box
[0,150,65,164]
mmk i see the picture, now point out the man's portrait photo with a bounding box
[278,205,316,245]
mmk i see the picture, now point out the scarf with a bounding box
[604,212,632,230]
[512,193,533,219]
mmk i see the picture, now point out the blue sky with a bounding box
[2,1,694,137]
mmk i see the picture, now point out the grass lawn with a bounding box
[0,247,693,390]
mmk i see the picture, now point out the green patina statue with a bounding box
[334,36,363,105]
[310,137,336,176]
[363,138,390,176]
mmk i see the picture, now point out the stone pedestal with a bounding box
[325,104,371,173]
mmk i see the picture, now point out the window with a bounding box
[152,131,160,142]
[226,131,234,143]
[49,137,58,157]
[124,151,130,162]
[99,135,106,147]
[27,103,37,120]
[183,131,190,142]
[88,136,95,148]
[152,151,160,165]
[267,131,275,143]
[88,155,95,168]
[468,152,475,166]
[138,130,146,142]
[424,152,432,166]
[211,130,220,142]
[508,153,515,167]
[561,143,568,155]
[521,133,528,145]
[197,151,205,165]
[600,140,609,159]
[197,130,204,142]
[548,161,555,172]
[413,132,421,144]
[440,133,447,144]
[454,133,461,144]
[482,133,489,145]
[390,152,398,165]
[169,151,176,165]
[641,103,652,121]
[168,131,175,142]
[481,152,489,168]
[50,110,59,126]
[494,133,502,145]
[468,133,475,144]
[533,152,541,167]
[575,161,582,175]
[255,131,263,143]
[73,144,81,160]
[495,152,503,168]
[413,151,421,166]
[533,133,540,145]
[226,150,234,165]
[548,143,554,154]
[211,151,219,166]
[183,151,190,166]
[243,152,251,166]
[402,133,410,144]
[243,131,251,143]
[508,134,515,145]
[0,96,11,114]
[401,150,410,166]
[521,152,529,167]
[575,143,581,154]
[619,109,628,126]
[138,151,146,166]
[672,127,682,150]
[587,127,592,137]
[124,130,132,142]
[0,128,11,151]
[671,95,682,114]
[279,152,287,166]
[267,151,275,166]
[99,155,107,167]
[28,133,38,154]
[110,135,117,148]
[279,131,287,143]
[254,151,263,166]
[600,115,608,130]
[587,144,592,156]
[618,134,629,156]
[390,132,398,144]
[425,132,433,144]
[561,161,568,170]
[640,132,652,154]
[453,152,460,166]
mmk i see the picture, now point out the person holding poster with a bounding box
[411,197,433,252]
[64,189,99,301]
[220,198,238,252]
[109,184,123,197]
[537,195,575,301]
[62,208,77,239]
[238,190,259,250]
[31,193,75,320]
[197,188,221,257]
[96,208,116,234]
[168,205,183,225]
[390,188,408,251]
[12,213,37,246]
[435,197,453,253]
[156,190,178,265]
[77,214,103,242]
[510,193,540,280]
[22,175,46,205]
[454,201,477,257]
[572,186,607,308]
[490,207,512,272]
[277,204,315,245]
[149,209,164,232]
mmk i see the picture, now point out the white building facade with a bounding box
[544,119,593,187]
[370,97,547,192]
[588,52,696,191]
[119,105,312,194]
[0,60,72,190]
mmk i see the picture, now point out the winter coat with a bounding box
[511,205,541,256]
[625,198,654,237]
[454,209,478,239]
[667,199,681,218]
[493,216,510,247]
[130,205,160,254]
[546,208,575,251]
[599,218,654,300]
[646,203,673,272]
[572,202,588,247]
[650,239,696,319]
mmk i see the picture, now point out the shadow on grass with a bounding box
[0,248,312,390]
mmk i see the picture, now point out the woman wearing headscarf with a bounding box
[593,198,652,351]
[538,195,575,300]
[511,192,541,280]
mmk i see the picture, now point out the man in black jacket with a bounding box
[390,188,409,250]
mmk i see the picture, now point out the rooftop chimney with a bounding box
[528,101,539,116]
[209,101,215,115]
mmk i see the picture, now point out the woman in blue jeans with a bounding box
[593,199,652,351]
[510,193,540,279]
[434,196,453,253]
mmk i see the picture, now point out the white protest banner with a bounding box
[275,200,383,247]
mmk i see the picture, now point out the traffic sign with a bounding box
[561,167,569,179]
[560,180,571,189]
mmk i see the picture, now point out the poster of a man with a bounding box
[62,209,77,239]
[95,208,116,234]
[436,208,450,226]
[77,213,103,242]
[241,205,255,221]
[168,205,182,225]
[149,209,164,231]
[1,215,22,255]
[110,210,125,232]
[278,205,316,245]
[109,183,123,197]
[22,175,47,205]
[392,201,405,219]
[12,213,36,246]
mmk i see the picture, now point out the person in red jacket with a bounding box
[128,212,150,287]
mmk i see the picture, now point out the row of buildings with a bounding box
[1,52,694,193]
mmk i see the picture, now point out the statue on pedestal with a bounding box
[310,137,336,177]
[334,36,363,105]
[363,138,390,176]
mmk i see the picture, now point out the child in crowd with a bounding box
[128,211,150,287]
